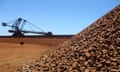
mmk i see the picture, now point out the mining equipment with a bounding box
[1,18,52,37]
[1,18,74,45]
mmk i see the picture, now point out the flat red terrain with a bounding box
[0,37,69,72]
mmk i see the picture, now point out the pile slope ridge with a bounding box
[17,5,120,72]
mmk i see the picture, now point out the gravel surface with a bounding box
[17,5,120,72]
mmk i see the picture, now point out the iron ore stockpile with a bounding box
[17,5,120,72]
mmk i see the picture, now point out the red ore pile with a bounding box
[17,5,120,72]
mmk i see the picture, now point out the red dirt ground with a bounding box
[0,37,69,72]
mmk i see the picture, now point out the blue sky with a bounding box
[0,0,119,35]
